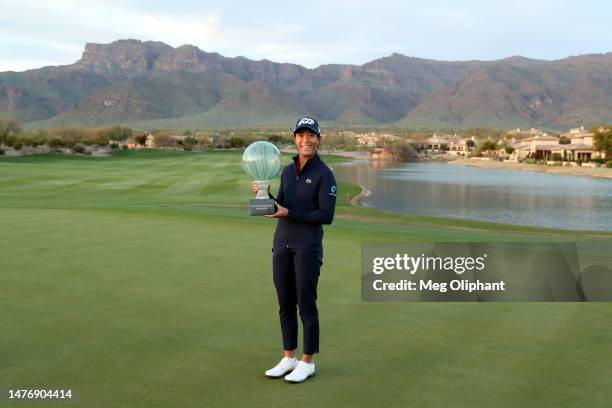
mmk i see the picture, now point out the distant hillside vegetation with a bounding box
[1,40,611,129]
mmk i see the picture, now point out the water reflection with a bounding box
[367,160,398,169]
[334,161,612,231]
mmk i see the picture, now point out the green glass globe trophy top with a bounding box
[242,141,282,215]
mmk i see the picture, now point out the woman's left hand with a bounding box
[264,202,288,218]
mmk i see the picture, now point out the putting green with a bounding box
[1,150,611,407]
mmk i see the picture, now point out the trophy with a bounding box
[242,141,282,215]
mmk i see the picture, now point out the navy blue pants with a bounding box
[272,245,323,355]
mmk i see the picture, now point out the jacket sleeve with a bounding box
[287,169,336,224]
[269,169,285,205]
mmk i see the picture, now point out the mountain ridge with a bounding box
[1,39,611,129]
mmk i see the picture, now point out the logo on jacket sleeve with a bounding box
[330,185,337,196]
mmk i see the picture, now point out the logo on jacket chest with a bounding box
[306,178,312,184]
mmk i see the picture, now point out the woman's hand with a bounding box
[264,202,288,218]
[251,181,270,194]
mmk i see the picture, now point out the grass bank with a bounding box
[1,150,611,407]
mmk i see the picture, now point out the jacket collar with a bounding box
[292,153,320,174]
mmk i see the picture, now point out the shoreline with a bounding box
[451,158,612,179]
[2,148,610,234]
[331,153,611,233]
[321,150,612,180]
[349,184,369,206]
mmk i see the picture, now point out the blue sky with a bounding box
[0,0,610,72]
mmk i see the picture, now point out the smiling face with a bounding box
[294,129,320,158]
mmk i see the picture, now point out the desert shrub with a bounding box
[48,137,66,148]
[0,118,21,144]
[184,136,198,146]
[228,137,245,148]
[4,135,17,147]
[267,134,286,143]
[100,126,133,143]
[384,139,417,161]
[134,134,148,145]
[73,144,86,154]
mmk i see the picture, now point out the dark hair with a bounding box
[293,129,321,139]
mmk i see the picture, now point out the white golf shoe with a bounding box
[284,361,315,383]
[265,357,298,378]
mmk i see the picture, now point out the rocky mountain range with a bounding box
[1,39,611,129]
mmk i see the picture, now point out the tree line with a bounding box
[1,118,609,160]
[0,119,133,150]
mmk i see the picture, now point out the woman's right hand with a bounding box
[251,181,270,194]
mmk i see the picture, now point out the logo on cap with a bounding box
[297,117,315,126]
[294,117,320,134]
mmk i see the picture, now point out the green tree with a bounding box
[19,135,36,147]
[108,125,133,141]
[228,137,245,148]
[0,119,22,144]
[50,127,87,147]
[592,125,612,159]
[73,144,86,154]
[153,135,176,147]
[4,135,17,147]
[48,137,66,148]
[480,140,498,151]
[34,129,48,146]
[184,136,198,146]
[475,139,498,157]
[386,139,417,161]
[134,134,148,145]
[267,134,288,144]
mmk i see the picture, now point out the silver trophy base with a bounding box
[250,198,276,216]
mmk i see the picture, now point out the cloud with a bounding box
[0,0,611,71]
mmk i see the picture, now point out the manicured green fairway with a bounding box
[1,150,611,407]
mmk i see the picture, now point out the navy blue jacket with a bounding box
[270,153,337,250]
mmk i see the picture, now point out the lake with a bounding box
[333,161,612,231]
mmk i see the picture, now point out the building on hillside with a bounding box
[513,134,560,160]
[448,137,476,156]
[356,132,399,147]
[557,126,604,161]
[422,134,460,153]
[511,129,605,161]
[506,127,544,139]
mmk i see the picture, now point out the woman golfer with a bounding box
[252,117,337,383]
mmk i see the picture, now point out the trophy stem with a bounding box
[255,180,270,199]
